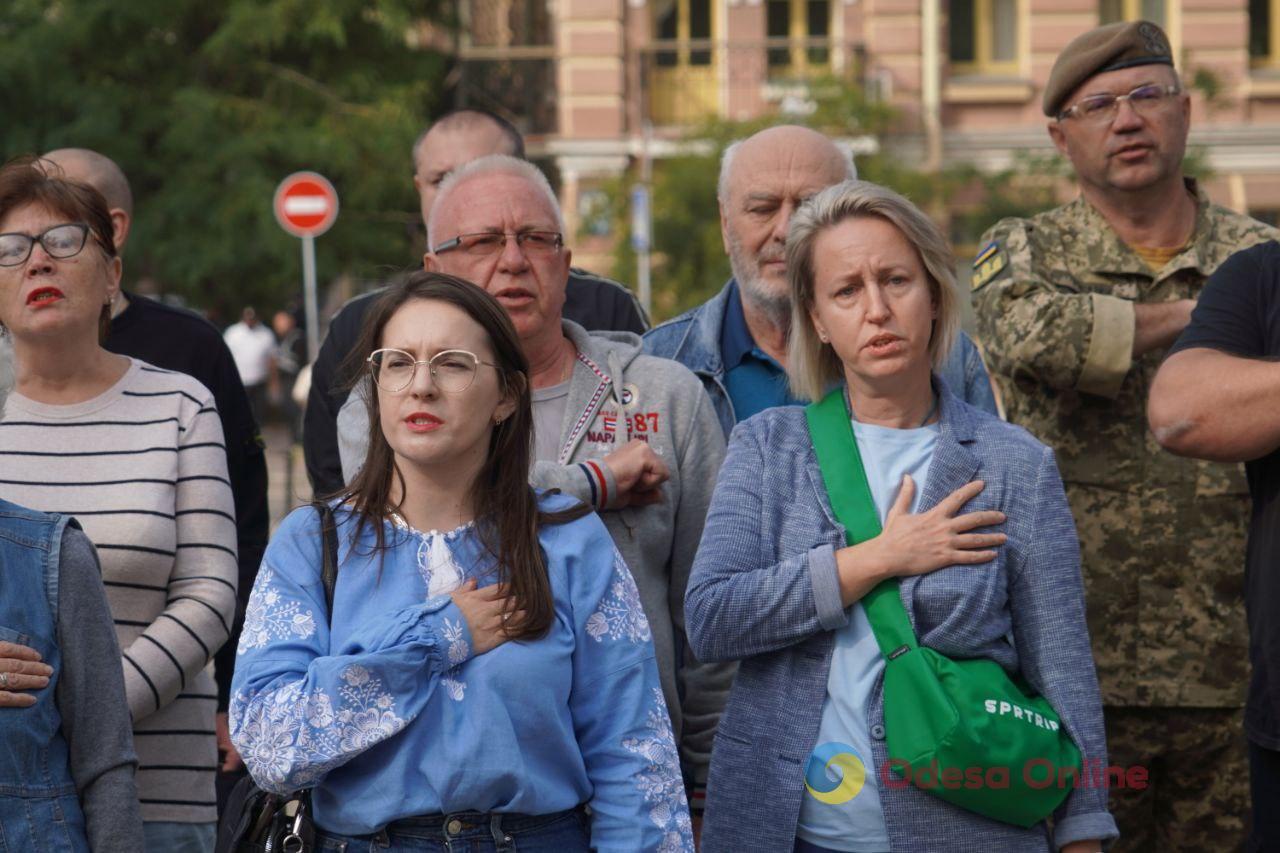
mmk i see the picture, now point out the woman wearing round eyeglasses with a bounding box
[0,156,238,852]
[231,272,693,852]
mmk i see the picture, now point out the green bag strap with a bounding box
[805,388,918,658]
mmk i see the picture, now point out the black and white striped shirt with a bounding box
[0,358,237,824]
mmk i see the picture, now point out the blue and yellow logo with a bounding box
[804,742,867,805]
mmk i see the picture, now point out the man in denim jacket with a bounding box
[644,125,997,437]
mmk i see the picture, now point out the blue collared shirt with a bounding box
[720,282,806,422]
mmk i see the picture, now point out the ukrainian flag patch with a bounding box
[972,241,1006,290]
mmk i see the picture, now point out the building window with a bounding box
[1099,0,1167,27]
[950,0,1019,75]
[654,0,713,67]
[649,0,718,124]
[1252,0,1280,66]
[765,0,831,70]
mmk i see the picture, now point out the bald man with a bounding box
[42,148,270,805]
[304,108,649,495]
[644,125,998,437]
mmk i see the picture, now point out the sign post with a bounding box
[630,184,652,318]
[273,172,339,364]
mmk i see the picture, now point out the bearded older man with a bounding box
[644,125,997,437]
[338,155,732,825]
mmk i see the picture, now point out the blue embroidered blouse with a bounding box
[230,493,692,851]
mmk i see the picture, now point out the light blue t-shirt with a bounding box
[796,418,938,853]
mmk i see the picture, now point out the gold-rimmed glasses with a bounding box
[367,348,500,394]
[1056,83,1181,124]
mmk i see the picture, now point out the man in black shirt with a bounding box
[304,109,648,495]
[1149,240,1280,851]
[42,148,269,802]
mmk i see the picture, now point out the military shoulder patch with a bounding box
[972,242,1007,291]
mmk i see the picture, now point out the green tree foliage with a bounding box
[0,0,448,320]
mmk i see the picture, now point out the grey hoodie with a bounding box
[335,321,732,793]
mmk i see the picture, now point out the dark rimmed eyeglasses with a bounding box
[431,231,563,257]
[1056,83,1181,124]
[367,348,500,394]
[0,223,92,267]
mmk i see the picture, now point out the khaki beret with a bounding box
[1043,21,1174,117]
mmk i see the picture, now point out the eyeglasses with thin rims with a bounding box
[0,223,92,267]
[431,231,563,257]
[1056,83,1182,124]
[367,348,501,394]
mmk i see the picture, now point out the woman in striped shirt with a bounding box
[0,157,237,853]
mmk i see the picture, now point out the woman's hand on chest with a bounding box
[835,476,1008,607]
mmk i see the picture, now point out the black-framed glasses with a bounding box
[367,348,500,393]
[431,231,563,257]
[1056,84,1181,123]
[0,223,91,267]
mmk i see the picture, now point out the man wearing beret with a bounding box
[972,20,1277,851]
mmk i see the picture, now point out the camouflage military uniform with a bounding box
[972,183,1276,852]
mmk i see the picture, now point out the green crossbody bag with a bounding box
[805,388,1082,828]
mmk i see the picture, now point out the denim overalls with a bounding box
[0,499,89,853]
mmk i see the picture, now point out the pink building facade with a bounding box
[455,0,1280,264]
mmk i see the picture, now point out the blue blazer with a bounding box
[685,381,1118,852]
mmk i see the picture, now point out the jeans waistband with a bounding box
[381,805,585,838]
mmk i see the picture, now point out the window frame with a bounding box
[653,0,715,68]
[765,0,833,72]
[950,0,1021,77]
[1251,0,1280,68]
[1099,0,1168,27]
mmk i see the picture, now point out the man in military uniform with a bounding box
[972,21,1277,851]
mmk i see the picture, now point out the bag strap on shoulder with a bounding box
[313,503,340,626]
[805,389,917,657]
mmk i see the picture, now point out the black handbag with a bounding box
[214,504,340,853]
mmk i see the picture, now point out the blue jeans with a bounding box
[144,820,216,853]
[316,808,590,853]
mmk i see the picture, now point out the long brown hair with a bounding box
[336,271,587,640]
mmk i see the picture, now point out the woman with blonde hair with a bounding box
[686,180,1115,852]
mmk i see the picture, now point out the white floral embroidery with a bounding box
[586,551,652,644]
[439,618,469,702]
[442,618,469,665]
[231,664,407,793]
[442,675,466,702]
[238,567,318,654]
[622,688,694,851]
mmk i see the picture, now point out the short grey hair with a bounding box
[0,332,14,421]
[716,137,858,204]
[785,180,959,401]
[427,155,565,248]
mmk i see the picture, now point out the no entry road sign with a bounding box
[274,171,339,365]
[274,172,339,238]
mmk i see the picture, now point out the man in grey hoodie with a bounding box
[338,155,732,817]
